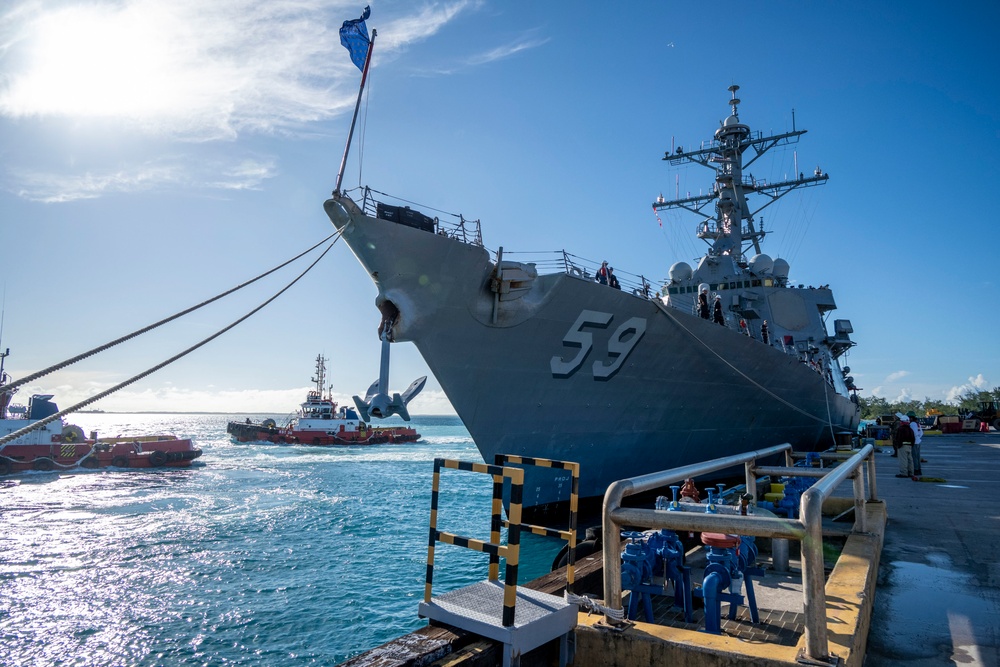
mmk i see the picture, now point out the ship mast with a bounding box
[311,354,328,396]
[653,85,828,263]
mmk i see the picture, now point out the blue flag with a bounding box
[340,6,371,71]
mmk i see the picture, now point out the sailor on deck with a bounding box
[698,288,710,319]
[595,261,609,285]
[712,295,725,325]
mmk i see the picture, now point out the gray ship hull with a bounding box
[324,195,859,510]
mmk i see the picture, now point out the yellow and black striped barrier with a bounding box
[423,455,580,629]
[425,458,525,627]
[493,454,580,594]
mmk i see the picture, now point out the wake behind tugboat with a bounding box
[324,82,860,512]
[226,354,420,446]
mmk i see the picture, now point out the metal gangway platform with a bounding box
[417,455,580,667]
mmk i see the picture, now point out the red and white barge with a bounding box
[0,394,202,475]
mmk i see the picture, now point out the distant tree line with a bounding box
[858,387,1000,420]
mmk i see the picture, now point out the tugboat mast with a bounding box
[310,354,328,398]
[654,84,828,263]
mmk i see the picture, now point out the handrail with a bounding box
[423,455,581,627]
[424,458,525,627]
[493,454,580,594]
[602,442,792,617]
[601,443,876,664]
[798,444,874,660]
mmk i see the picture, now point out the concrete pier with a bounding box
[864,431,1000,666]
[338,431,1000,666]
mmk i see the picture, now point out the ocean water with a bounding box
[0,414,565,666]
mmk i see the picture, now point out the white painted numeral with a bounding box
[550,310,612,377]
[550,311,646,380]
[593,317,647,380]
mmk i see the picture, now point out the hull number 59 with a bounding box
[550,310,647,380]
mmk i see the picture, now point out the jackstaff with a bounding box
[335,5,376,194]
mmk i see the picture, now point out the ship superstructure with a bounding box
[656,85,857,392]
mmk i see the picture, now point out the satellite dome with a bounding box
[669,261,693,283]
[748,253,773,275]
[772,258,790,279]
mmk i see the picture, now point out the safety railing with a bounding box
[425,458,525,627]
[493,454,580,594]
[601,443,877,664]
[425,456,580,627]
[356,186,484,247]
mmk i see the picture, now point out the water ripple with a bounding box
[0,415,563,665]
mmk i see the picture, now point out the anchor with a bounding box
[353,313,426,422]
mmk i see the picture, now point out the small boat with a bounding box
[226,354,420,446]
[0,394,202,475]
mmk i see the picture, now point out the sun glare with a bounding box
[9,4,192,118]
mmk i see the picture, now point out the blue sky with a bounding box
[1,0,997,415]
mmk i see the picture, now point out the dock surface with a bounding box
[864,431,1000,666]
[338,431,1000,666]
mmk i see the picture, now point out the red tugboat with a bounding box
[0,392,202,476]
[226,354,421,446]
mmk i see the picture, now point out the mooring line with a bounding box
[0,232,340,395]
[0,238,340,447]
[650,298,834,427]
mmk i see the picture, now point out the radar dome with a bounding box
[669,261,693,283]
[772,258,790,280]
[748,254,773,275]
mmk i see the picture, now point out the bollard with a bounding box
[771,538,790,572]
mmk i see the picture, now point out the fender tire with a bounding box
[80,456,100,469]
[149,450,168,467]
[111,456,130,468]
[0,458,11,475]
[33,457,55,471]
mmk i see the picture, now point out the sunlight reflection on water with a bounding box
[0,414,563,665]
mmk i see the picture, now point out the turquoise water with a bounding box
[0,414,565,665]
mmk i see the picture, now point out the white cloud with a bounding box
[0,1,361,136]
[11,156,276,202]
[0,0,483,136]
[466,36,550,66]
[945,374,992,403]
[378,0,479,51]
[894,387,912,403]
[0,0,474,200]
[885,370,909,382]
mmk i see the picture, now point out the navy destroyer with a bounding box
[324,85,860,512]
